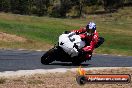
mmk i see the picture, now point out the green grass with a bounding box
[0,7,132,56]
[0,17,74,44]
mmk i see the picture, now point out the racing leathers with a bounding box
[72,28,99,59]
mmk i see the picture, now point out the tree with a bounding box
[60,0,72,17]
[34,0,50,16]
[49,0,72,17]
[19,0,29,14]
[79,0,85,17]
[103,0,124,12]
[0,0,11,12]
[10,0,20,13]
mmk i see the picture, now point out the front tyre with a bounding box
[41,48,55,65]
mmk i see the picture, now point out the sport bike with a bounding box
[41,32,95,65]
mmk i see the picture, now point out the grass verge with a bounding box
[0,68,132,88]
[0,7,131,56]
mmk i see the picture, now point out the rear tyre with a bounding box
[72,56,85,66]
[41,48,55,65]
[72,61,82,66]
[72,59,83,66]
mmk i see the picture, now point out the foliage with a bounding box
[0,6,132,55]
[0,0,131,17]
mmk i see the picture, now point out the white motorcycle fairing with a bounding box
[59,32,86,57]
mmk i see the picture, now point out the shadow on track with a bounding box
[47,62,91,67]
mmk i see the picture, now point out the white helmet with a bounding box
[86,22,96,35]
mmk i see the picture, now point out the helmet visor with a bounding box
[87,29,95,35]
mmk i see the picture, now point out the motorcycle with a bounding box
[41,32,97,65]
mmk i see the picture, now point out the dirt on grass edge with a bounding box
[0,68,132,88]
[0,32,27,42]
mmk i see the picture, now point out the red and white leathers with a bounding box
[72,28,99,59]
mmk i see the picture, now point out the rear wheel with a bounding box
[41,48,55,65]
[72,61,83,66]
[72,58,84,66]
[72,56,85,65]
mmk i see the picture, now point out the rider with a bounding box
[72,22,104,60]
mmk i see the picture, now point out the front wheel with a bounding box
[41,48,55,65]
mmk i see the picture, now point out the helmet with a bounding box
[86,22,96,35]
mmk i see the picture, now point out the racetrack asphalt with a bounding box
[0,49,132,72]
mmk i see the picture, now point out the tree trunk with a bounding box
[79,4,82,17]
